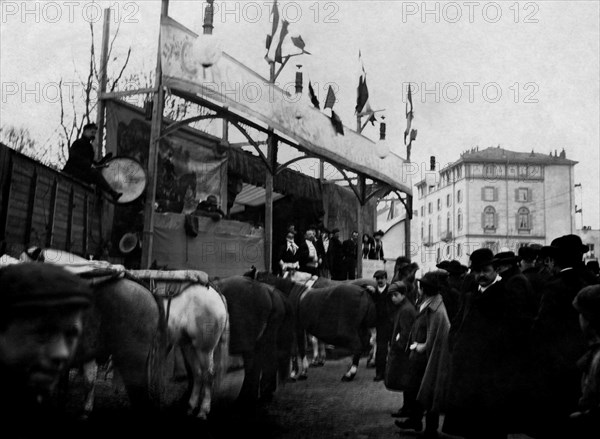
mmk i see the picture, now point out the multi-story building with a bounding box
[412,146,577,272]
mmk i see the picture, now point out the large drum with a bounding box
[100,157,147,204]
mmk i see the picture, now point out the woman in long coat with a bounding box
[395,270,451,438]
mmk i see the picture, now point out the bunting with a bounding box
[356,50,373,116]
[330,110,345,135]
[308,81,320,109]
[265,1,310,63]
[404,85,414,144]
[324,85,336,109]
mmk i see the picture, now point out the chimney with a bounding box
[430,156,436,171]
[559,148,566,159]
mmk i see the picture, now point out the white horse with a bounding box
[20,248,229,420]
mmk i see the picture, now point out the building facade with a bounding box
[411,147,577,273]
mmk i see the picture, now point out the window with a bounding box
[457,243,462,256]
[457,209,463,230]
[446,212,451,233]
[485,241,499,253]
[446,245,451,256]
[484,164,498,178]
[517,207,530,230]
[437,216,441,239]
[421,223,424,240]
[457,166,462,178]
[421,206,424,217]
[446,194,451,207]
[482,186,496,202]
[483,206,497,230]
[437,199,441,211]
[516,188,530,202]
[457,189,462,203]
[428,221,432,243]
[428,202,433,214]
[437,248,441,263]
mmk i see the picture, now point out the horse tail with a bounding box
[147,287,168,410]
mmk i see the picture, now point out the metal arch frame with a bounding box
[275,155,315,176]
[229,120,273,174]
[159,113,221,139]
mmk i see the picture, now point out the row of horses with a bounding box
[14,248,385,420]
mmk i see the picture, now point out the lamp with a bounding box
[376,117,389,159]
[192,33,222,69]
[293,64,306,120]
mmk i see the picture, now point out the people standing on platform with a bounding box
[342,231,359,280]
[443,248,522,439]
[298,227,320,276]
[370,230,385,260]
[529,234,598,438]
[362,233,374,259]
[62,122,122,202]
[0,263,91,435]
[329,228,345,280]
[278,230,299,274]
[366,270,394,382]
[395,270,450,439]
[570,284,600,438]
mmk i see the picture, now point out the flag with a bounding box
[410,129,417,141]
[404,85,414,144]
[324,85,336,109]
[356,50,373,116]
[368,112,377,126]
[265,1,310,63]
[330,110,345,135]
[265,0,279,51]
[308,81,320,109]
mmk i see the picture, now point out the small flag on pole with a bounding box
[308,81,320,109]
[265,0,279,51]
[266,1,310,63]
[330,110,345,135]
[404,85,414,144]
[356,50,373,116]
[324,86,336,110]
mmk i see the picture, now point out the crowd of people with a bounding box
[370,234,600,439]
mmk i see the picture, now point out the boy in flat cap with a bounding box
[0,263,91,433]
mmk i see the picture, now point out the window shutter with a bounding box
[481,187,486,201]
[529,212,533,230]
[528,188,532,202]
[515,213,519,230]
[494,187,498,201]
[481,212,485,229]
[495,213,499,229]
[515,189,519,202]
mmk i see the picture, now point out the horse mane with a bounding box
[255,271,298,297]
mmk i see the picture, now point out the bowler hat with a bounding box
[373,230,384,237]
[418,270,449,290]
[0,263,92,309]
[551,234,589,254]
[573,285,600,330]
[373,270,387,279]
[331,228,340,234]
[446,260,468,275]
[518,245,540,262]
[493,251,522,266]
[469,248,495,270]
[436,260,451,270]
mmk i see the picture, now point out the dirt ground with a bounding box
[67,352,534,439]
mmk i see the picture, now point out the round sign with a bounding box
[100,157,147,204]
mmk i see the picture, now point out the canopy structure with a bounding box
[96,1,413,273]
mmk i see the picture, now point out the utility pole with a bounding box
[141,0,169,268]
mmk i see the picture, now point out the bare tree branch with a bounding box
[110,47,131,92]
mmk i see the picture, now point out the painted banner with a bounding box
[160,16,411,195]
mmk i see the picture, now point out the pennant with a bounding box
[404,85,414,144]
[324,85,336,109]
[291,35,311,55]
[356,50,373,115]
[265,0,279,51]
[308,81,320,109]
[368,112,377,126]
[330,110,345,135]
[410,129,417,141]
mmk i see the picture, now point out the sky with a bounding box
[1,1,599,229]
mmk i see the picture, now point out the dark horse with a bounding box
[213,275,293,406]
[255,272,376,382]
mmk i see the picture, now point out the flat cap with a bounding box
[0,263,92,309]
[373,270,387,279]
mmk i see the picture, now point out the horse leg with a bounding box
[367,328,377,368]
[197,349,215,420]
[237,351,260,406]
[180,343,203,417]
[296,329,308,379]
[318,341,326,364]
[82,360,98,419]
[310,335,319,363]
[258,329,278,403]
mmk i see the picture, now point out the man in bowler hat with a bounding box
[368,270,394,382]
[443,248,521,439]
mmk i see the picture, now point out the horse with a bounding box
[212,275,293,407]
[255,271,376,382]
[20,248,229,420]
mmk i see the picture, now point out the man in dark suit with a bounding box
[342,230,359,280]
[329,228,345,280]
[443,248,521,439]
[368,270,394,382]
[277,230,299,274]
[298,227,320,276]
[530,235,598,438]
[62,122,122,202]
